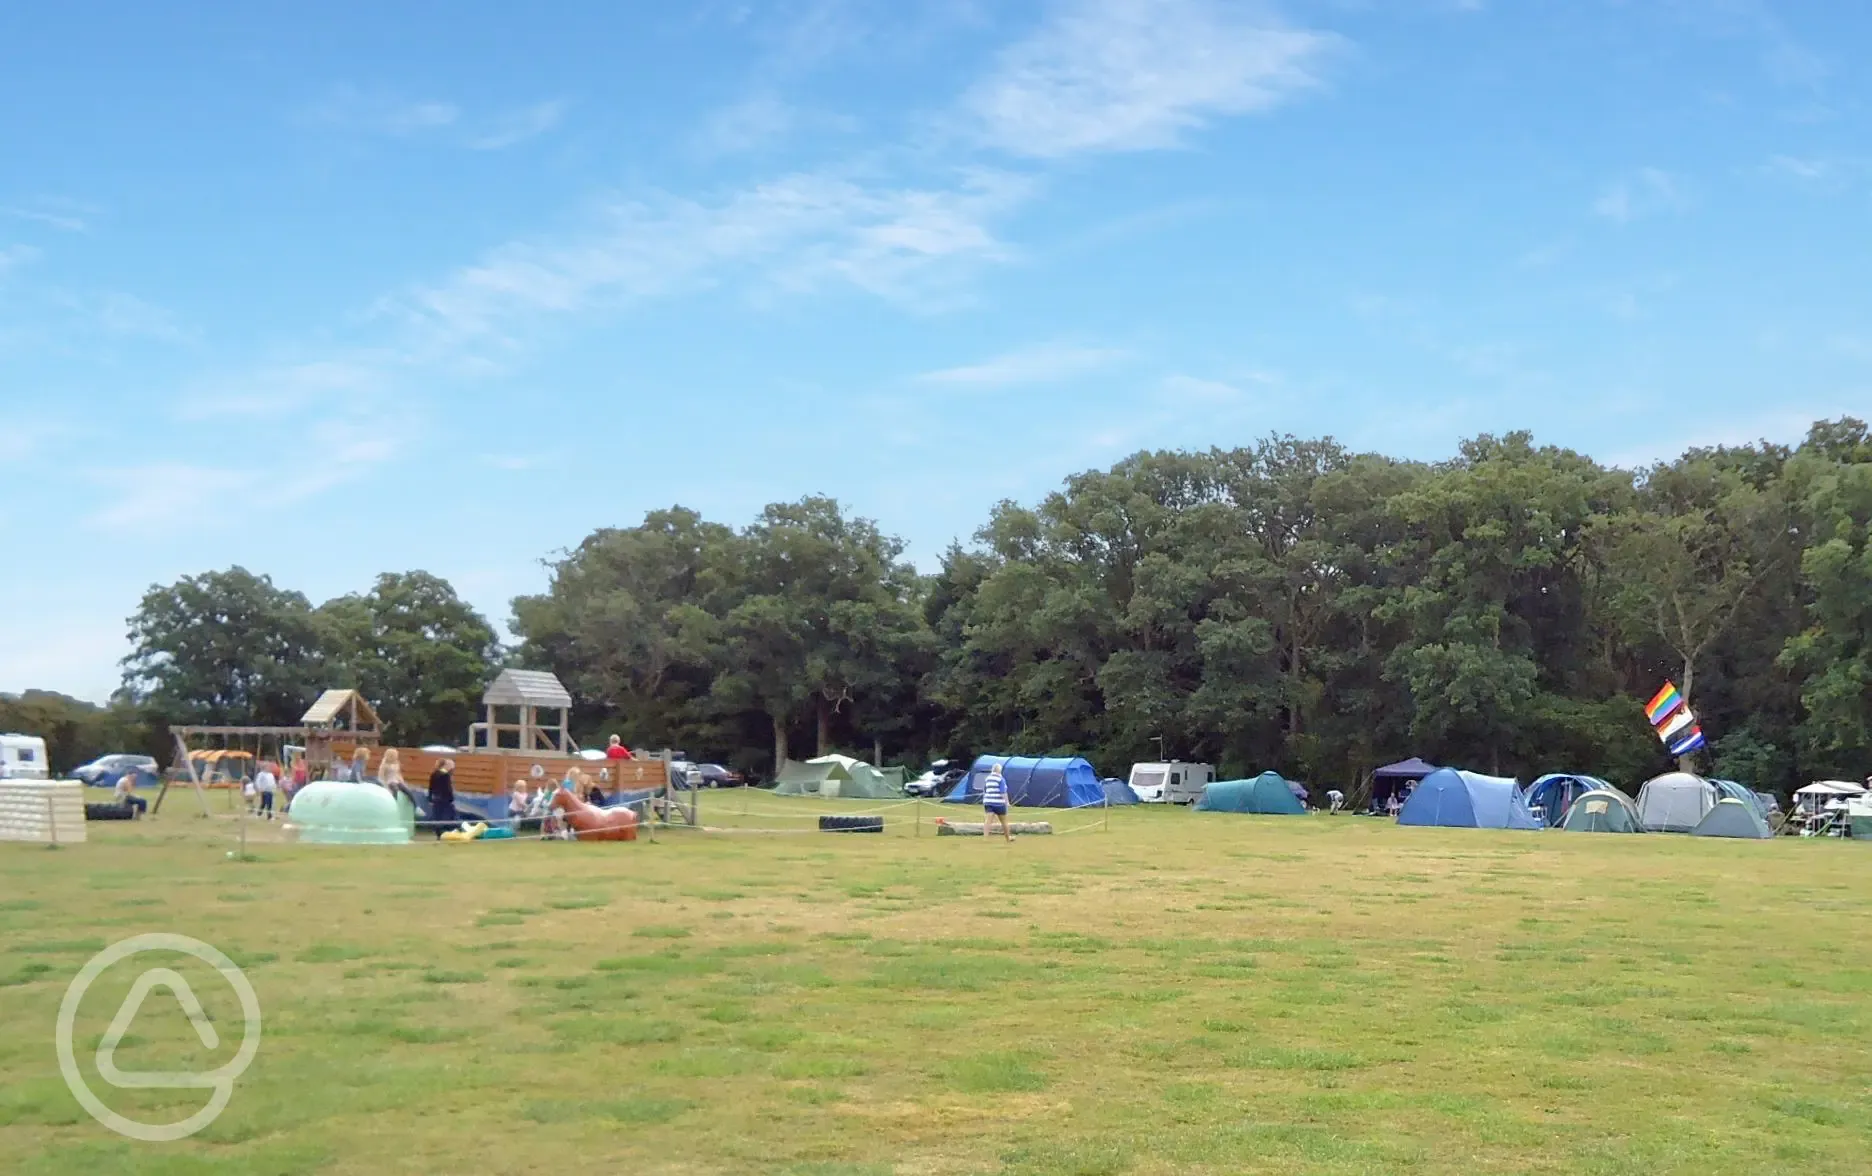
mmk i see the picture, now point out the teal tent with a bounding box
[1195,772,1306,815]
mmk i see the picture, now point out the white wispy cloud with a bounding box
[962,0,1337,158]
[57,291,193,344]
[1,203,89,233]
[1759,153,1864,192]
[1159,372,1268,402]
[700,93,801,154]
[0,244,40,274]
[470,100,567,150]
[305,84,460,136]
[178,356,392,419]
[0,418,72,467]
[88,415,401,532]
[917,343,1126,387]
[384,167,1034,349]
[1593,167,1685,223]
[697,93,860,156]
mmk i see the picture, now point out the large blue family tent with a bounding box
[1523,773,1615,828]
[1195,772,1306,815]
[1397,769,1541,830]
[943,756,1105,808]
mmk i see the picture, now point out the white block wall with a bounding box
[0,779,87,844]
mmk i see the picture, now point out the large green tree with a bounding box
[1778,422,1872,776]
[123,567,327,726]
[318,571,500,745]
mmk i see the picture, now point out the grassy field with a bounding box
[2,793,1869,1175]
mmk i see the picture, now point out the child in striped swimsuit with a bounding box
[982,765,1012,841]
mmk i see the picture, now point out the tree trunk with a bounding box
[873,735,884,766]
[816,696,831,757]
[772,712,789,775]
[1289,637,1304,737]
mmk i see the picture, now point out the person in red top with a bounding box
[604,735,633,761]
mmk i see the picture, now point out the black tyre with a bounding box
[85,803,137,821]
[819,815,884,833]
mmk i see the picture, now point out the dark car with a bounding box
[695,763,743,788]
[667,761,743,788]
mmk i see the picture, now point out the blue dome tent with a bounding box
[1709,778,1771,820]
[1398,769,1541,830]
[1101,778,1141,805]
[943,756,1106,808]
[1523,773,1615,828]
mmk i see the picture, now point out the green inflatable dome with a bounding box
[287,780,414,844]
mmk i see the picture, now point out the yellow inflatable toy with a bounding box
[440,821,488,842]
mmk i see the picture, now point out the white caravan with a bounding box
[1128,761,1213,805]
[0,734,51,780]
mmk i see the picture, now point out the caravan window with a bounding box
[1133,769,1165,790]
[18,747,35,763]
[1169,772,1181,789]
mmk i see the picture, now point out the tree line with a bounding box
[19,420,1867,795]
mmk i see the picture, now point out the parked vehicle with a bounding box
[72,753,159,787]
[665,760,739,788]
[906,760,967,797]
[1127,761,1213,805]
[695,763,743,788]
[1,734,51,780]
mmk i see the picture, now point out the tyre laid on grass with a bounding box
[819,815,883,833]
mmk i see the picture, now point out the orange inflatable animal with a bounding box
[550,788,639,841]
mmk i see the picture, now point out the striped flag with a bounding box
[1645,683,1685,726]
[1658,707,1696,741]
[1667,726,1707,757]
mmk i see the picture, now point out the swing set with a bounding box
[156,689,383,817]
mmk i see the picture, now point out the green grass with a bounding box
[2,807,1869,1173]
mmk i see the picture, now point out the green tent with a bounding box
[772,755,901,800]
[1690,797,1773,839]
[1195,772,1305,815]
[1560,789,1643,833]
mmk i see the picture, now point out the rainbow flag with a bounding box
[1658,707,1696,741]
[1645,683,1685,726]
[1668,726,1706,757]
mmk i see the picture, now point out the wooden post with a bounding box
[1104,794,1110,833]
[915,796,921,838]
[46,793,57,847]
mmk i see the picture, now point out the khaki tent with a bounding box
[772,754,903,799]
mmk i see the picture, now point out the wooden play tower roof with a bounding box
[481,670,573,710]
[472,669,576,755]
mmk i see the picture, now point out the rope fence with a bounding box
[213,785,1120,851]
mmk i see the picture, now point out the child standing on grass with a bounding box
[253,761,277,820]
[981,763,1012,842]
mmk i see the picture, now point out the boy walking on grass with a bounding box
[982,764,1012,841]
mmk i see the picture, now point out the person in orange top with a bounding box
[604,735,633,761]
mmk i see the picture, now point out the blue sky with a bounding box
[4,0,1869,702]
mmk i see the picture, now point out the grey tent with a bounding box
[1636,771,1716,833]
[1690,797,1773,839]
[1560,789,1643,833]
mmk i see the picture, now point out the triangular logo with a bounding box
[96,968,222,1089]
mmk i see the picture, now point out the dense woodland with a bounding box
[12,421,1870,798]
